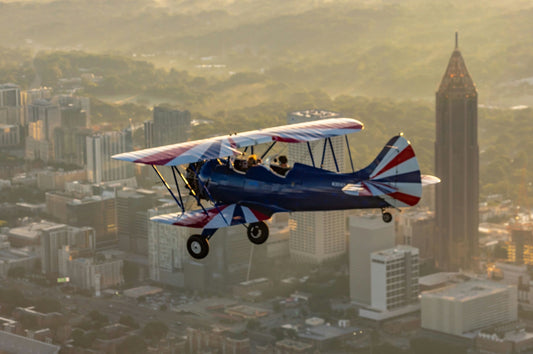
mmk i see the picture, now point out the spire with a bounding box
[437,33,476,95]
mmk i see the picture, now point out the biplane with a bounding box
[113,118,439,259]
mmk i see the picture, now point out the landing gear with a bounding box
[247,221,269,244]
[382,211,393,223]
[187,235,210,259]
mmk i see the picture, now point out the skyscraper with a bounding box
[148,105,190,148]
[0,83,21,125]
[287,110,346,264]
[116,188,157,254]
[25,99,61,162]
[435,34,479,271]
[349,215,395,306]
[86,130,134,183]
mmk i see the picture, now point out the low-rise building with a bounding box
[275,338,314,353]
[6,220,62,248]
[0,330,60,354]
[37,169,86,191]
[475,323,533,354]
[0,237,37,278]
[421,279,517,336]
[63,250,123,293]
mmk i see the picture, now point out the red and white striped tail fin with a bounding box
[343,135,424,208]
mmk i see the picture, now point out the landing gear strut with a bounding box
[247,221,269,244]
[187,235,210,259]
[382,211,393,223]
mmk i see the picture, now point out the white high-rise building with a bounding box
[287,110,346,264]
[370,245,419,311]
[148,204,190,286]
[349,215,395,305]
[86,130,134,183]
[421,280,517,335]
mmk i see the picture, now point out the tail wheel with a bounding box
[187,235,209,259]
[247,222,269,245]
[382,212,393,223]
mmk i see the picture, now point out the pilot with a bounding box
[279,155,289,168]
[247,154,259,168]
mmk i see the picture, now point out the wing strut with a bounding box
[307,142,316,168]
[176,166,209,215]
[188,164,230,227]
[345,135,355,173]
[260,141,277,160]
[328,137,340,173]
[320,139,328,169]
[152,165,183,211]
[171,166,185,213]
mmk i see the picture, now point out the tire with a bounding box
[187,235,209,259]
[382,212,393,223]
[247,222,269,245]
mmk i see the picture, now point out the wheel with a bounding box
[247,222,269,245]
[187,235,209,259]
[382,212,393,223]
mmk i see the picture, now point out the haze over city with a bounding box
[0,0,532,353]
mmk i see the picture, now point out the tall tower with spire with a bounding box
[435,33,479,271]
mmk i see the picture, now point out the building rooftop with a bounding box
[419,272,466,289]
[372,245,419,261]
[422,280,512,302]
[0,247,36,261]
[437,34,476,94]
[0,83,19,89]
[298,324,359,341]
[238,277,269,286]
[289,109,340,119]
[0,330,59,354]
[276,338,313,350]
[123,285,163,299]
[8,221,65,241]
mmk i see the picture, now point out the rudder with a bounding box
[348,135,422,208]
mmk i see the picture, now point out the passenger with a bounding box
[271,155,290,176]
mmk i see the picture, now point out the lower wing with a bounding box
[150,203,275,229]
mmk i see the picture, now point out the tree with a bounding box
[142,321,168,344]
[7,266,26,279]
[246,319,261,330]
[119,315,139,329]
[117,336,147,354]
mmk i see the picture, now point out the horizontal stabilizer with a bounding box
[342,182,397,197]
[150,204,272,229]
[422,175,441,186]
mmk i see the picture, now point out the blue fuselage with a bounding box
[198,160,388,212]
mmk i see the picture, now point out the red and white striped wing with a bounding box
[150,204,271,229]
[112,118,363,166]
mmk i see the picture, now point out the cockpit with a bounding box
[232,154,291,176]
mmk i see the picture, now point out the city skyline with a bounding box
[0,1,532,351]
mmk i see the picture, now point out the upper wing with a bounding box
[112,117,363,166]
[150,204,274,229]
